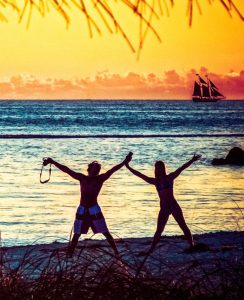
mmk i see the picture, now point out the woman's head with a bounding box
[87,161,101,176]
[154,160,166,178]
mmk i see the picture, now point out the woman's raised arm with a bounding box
[170,154,201,179]
[126,164,155,184]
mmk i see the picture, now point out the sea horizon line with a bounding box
[1,134,244,139]
[0,99,244,101]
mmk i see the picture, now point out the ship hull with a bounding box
[192,97,218,102]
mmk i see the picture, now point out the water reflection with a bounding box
[0,137,243,246]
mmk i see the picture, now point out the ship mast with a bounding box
[196,74,208,98]
[196,74,203,98]
[206,75,212,99]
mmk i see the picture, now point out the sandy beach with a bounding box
[1,231,243,299]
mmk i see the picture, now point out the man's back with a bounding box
[44,154,131,207]
[79,175,105,206]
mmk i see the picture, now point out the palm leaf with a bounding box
[0,0,243,52]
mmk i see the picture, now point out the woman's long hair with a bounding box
[154,161,166,179]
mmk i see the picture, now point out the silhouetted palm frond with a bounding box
[0,1,243,52]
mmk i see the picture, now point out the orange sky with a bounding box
[0,1,243,99]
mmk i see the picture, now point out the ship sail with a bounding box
[192,74,226,102]
[211,88,225,98]
[193,81,201,97]
[202,84,210,97]
[209,79,218,89]
[198,76,207,85]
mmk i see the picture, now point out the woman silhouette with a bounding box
[126,154,201,255]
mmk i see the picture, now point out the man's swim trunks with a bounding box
[74,204,108,234]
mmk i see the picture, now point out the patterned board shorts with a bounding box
[74,204,109,235]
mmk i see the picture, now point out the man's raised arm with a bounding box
[170,154,201,179]
[44,158,84,181]
[100,152,133,182]
[126,164,155,185]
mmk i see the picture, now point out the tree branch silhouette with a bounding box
[0,0,243,52]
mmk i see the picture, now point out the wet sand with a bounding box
[2,231,243,275]
[1,231,243,299]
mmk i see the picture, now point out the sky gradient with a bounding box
[0,1,243,99]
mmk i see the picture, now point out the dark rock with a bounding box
[225,147,244,164]
[211,147,244,165]
[211,158,227,165]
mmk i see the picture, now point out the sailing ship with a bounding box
[192,74,226,102]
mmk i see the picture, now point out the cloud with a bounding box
[0,68,244,100]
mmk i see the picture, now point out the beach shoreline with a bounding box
[2,231,243,271]
[2,230,243,250]
[1,231,243,299]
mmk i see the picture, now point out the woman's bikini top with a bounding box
[156,178,173,191]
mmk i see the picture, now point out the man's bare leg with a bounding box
[103,232,119,256]
[67,233,81,256]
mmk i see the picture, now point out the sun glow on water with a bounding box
[0,136,243,246]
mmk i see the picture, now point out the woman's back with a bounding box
[156,175,176,205]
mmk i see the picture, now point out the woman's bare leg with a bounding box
[172,205,194,247]
[148,210,170,254]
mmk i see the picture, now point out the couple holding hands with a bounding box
[43,151,201,257]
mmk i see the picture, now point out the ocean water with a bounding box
[0,100,243,246]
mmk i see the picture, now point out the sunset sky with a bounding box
[0,0,243,99]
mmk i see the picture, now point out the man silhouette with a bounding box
[44,152,132,256]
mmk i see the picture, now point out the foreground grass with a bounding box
[0,235,243,300]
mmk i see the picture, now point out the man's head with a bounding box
[87,161,101,176]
